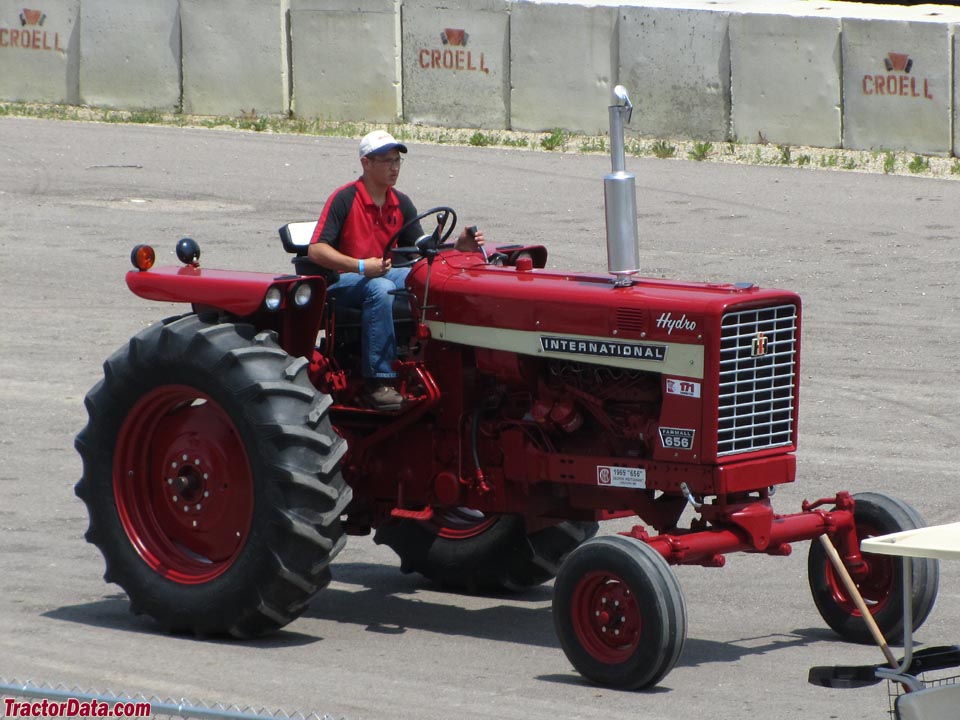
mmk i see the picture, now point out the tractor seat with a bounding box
[278,221,413,326]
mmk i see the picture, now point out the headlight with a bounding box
[293,283,312,307]
[264,286,283,311]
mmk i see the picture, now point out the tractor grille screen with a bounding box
[717,304,798,456]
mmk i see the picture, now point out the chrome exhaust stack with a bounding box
[604,85,640,287]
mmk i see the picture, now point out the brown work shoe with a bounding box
[364,382,404,411]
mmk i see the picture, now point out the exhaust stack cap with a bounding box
[604,86,640,287]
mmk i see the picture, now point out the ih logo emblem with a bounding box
[751,332,768,357]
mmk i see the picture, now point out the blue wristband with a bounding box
[357,259,365,275]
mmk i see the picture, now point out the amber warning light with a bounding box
[130,244,156,271]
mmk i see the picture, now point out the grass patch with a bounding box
[687,141,713,162]
[580,136,607,154]
[651,140,676,159]
[540,127,569,151]
[796,154,811,167]
[908,155,930,173]
[883,151,896,174]
[469,130,494,147]
[777,145,792,165]
[501,136,529,148]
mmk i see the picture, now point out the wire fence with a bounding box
[0,679,341,720]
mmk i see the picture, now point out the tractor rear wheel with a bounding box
[553,535,687,689]
[75,314,350,637]
[807,492,939,644]
[374,511,598,593]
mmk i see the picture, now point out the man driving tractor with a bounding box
[307,130,484,410]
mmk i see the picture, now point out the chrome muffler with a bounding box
[604,85,640,287]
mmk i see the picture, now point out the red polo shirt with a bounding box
[310,178,422,259]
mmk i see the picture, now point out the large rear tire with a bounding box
[553,535,687,689]
[75,314,350,637]
[375,511,598,593]
[808,492,939,644]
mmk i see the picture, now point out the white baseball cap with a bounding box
[359,130,408,158]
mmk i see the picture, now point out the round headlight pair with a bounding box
[264,283,312,312]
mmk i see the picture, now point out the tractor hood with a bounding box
[408,251,801,381]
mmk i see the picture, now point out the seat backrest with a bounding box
[278,221,319,256]
[895,683,960,720]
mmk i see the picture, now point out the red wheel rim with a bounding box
[434,507,498,540]
[570,570,642,663]
[825,523,894,617]
[113,385,254,584]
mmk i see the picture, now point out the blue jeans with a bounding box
[327,267,410,379]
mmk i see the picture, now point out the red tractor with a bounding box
[75,88,939,690]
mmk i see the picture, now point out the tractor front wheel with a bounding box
[374,511,597,593]
[553,535,687,690]
[75,314,351,637]
[807,492,939,644]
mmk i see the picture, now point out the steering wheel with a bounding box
[383,206,457,267]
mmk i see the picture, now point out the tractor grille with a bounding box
[717,304,798,456]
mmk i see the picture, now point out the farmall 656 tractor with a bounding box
[76,88,939,689]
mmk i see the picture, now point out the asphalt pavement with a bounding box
[1,117,959,720]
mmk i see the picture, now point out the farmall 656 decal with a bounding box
[0,8,64,51]
[862,53,933,100]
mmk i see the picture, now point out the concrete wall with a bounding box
[620,6,731,141]
[510,1,618,134]
[842,17,952,154]
[0,0,80,104]
[79,0,180,110]
[4,1,960,156]
[181,0,290,116]
[401,0,510,129]
[290,0,402,123]
[730,12,841,148]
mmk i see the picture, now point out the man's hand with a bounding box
[454,226,485,253]
[361,256,392,277]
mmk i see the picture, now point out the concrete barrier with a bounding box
[730,11,841,148]
[842,16,952,154]
[510,0,618,135]
[619,4,731,141]
[290,0,401,123]
[0,0,79,104]
[955,28,960,158]
[181,0,289,117]
[5,0,960,157]
[79,0,180,111]
[401,0,510,129]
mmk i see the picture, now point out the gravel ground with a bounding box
[2,101,958,180]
